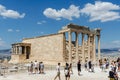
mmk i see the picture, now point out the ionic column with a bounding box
[87,34,90,61]
[93,35,96,62]
[15,46,17,54]
[68,31,72,63]
[82,33,85,63]
[24,46,26,55]
[19,46,22,54]
[75,32,79,62]
[17,46,19,54]
[98,35,101,60]
[13,46,15,54]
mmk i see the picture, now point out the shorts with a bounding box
[57,72,60,76]
[65,74,70,77]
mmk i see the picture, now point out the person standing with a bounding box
[77,60,81,76]
[64,63,70,80]
[88,61,92,72]
[54,63,61,80]
[84,61,88,71]
[69,63,73,74]
[40,62,44,74]
[30,61,34,74]
[34,60,39,74]
[39,62,41,74]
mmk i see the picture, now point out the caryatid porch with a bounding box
[10,43,31,63]
[59,23,101,63]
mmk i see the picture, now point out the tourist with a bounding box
[109,67,119,80]
[34,60,39,74]
[64,63,70,80]
[106,59,109,69]
[88,60,92,72]
[91,63,94,72]
[109,68,115,80]
[118,59,120,72]
[54,63,61,80]
[84,61,88,71]
[113,61,117,73]
[102,61,106,72]
[77,60,81,76]
[99,59,103,69]
[39,62,41,74]
[69,63,73,74]
[40,62,44,74]
[117,57,120,63]
[29,61,34,74]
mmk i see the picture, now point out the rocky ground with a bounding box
[0,66,120,80]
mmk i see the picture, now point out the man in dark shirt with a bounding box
[77,60,81,76]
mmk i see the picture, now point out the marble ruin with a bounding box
[9,23,101,65]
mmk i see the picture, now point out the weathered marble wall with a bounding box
[22,33,65,65]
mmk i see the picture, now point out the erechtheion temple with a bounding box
[9,23,101,65]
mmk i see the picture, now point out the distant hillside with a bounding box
[0,49,11,60]
[0,49,11,54]
[98,48,120,54]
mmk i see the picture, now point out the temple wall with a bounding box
[22,33,65,65]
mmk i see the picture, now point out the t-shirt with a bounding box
[56,65,60,73]
[40,63,44,69]
[34,62,38,68]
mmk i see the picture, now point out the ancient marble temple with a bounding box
[9,23,101,65]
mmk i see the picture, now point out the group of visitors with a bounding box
[27,60,44,74]
[98,57,120,80]
[25,58,120,80]
[108,57,120,80]
[54,60,82,80]
[84,60,94,72]
[99,58,109,72]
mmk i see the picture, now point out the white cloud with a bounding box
[81,1,120,22]
[0,4,25,19]
[101,40,120,49]
[37,20,46,25]
[16,30,20,32]
[112,40,120,44]
[37,22,42,24]
[8,29,13,32]
[43,5,80,20]
[8,29,20,32]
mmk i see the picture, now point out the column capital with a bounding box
[82,33,85,35]
[97,35,101,38]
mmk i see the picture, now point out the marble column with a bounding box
[82,33,85,63]
[68,31,72,63]
[19,46,22,54]
[15,46,17,54]
[17,46,19,54]
[75,32,79,62]
[87,34,90,61]
[24,46,26,55]
[13,46,16,54]
[98,35,101,60]
[93,35,96,62]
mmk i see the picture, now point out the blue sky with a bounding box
[0,0,120,49]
